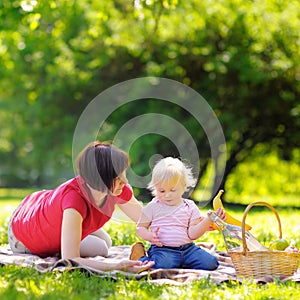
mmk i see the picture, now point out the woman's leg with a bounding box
[91,228,112,248]
[8,220,32,254]
[80,228,112,257]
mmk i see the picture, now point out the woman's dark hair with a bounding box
[76,141,129,192]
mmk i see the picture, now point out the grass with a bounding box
[1,264,300,300]
[1,189,300,299]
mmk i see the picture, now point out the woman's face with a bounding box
[111,170,128,196]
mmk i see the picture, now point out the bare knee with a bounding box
[95,228,112,249]
[102,233,112,249]
[80,235,110,257]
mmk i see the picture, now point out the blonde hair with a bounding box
[148,157,197,196]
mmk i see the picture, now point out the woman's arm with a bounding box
[61,208,82,259]
[117,195,143,223]
[61,208,154,272]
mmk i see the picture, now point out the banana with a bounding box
[211,189,252,231]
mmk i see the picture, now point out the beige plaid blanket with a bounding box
[1,243,299,285]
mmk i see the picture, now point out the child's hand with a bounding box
[152,227,163,247]
[216,207,226,221]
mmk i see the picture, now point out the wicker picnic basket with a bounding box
[228,201,300,278]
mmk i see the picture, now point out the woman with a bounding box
[8,141,154,273]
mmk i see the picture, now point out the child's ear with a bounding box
[181,183,187,191]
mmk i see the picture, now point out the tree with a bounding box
[0,0,299,203]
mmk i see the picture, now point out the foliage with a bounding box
[0,0,300,203]
[225,145,300,205]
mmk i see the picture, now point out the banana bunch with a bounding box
[211,190,252,231]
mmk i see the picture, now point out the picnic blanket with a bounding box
[1,243,300,285]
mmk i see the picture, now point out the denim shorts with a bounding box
[139,242,219,270]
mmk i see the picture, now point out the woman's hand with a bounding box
[116,259,155,273]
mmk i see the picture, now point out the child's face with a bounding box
[155,181,185,206]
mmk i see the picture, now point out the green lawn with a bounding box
[0,189,300,299]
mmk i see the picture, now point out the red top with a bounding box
[11,176,132,257]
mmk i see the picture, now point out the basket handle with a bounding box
[241,201,282,255]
